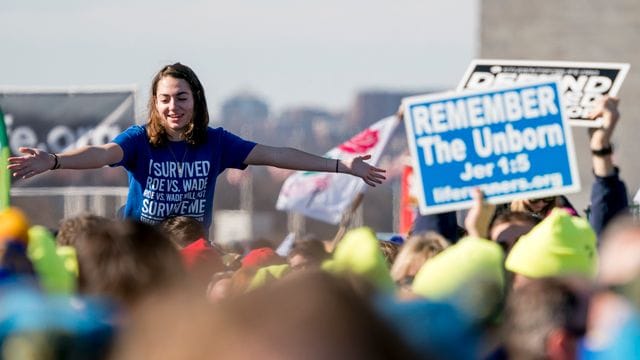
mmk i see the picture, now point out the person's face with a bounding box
[524,197,555,214]
[512,273,534,290]
[406,255,428,278]
[288,254,311,271]
[491,222,535,253]
[155,76,194,139]
[490,222,511,243]
[207,278,232,302]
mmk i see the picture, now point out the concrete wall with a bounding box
[480,0,640,213]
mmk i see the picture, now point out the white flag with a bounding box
[276,116,398,224]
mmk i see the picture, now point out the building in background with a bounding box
[220,92,270,137]
[1,87,135,228]
[480,0,640,214]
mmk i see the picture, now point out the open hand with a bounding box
[7,147,54,179]
[343,155,386,187]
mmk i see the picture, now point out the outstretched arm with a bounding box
[587,96,628,238]
[589,96,619,177]
[244,144,386,186]
[8,143,124,179]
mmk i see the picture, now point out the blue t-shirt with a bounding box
[111,125,256,232]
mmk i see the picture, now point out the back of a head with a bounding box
[503,278,589,360]
[378,240,401,267]
[287,239,329,270]
[159,216,206,248]
[56,213,111,247]
[222,271,417,359]
[74,220,185,307]
[598,216,640,289]
[114,271,417,360]
[390,231,449,283]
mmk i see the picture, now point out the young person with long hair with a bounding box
[8,63,385,233]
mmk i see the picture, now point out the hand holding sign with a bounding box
[588,96,620,177]
[588,96,619,150]
[464,188,496,239]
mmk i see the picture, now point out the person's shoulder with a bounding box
[122,125,147,136]
[207,126,226,134]
[113,124,147,145]
[206,126,240,138]
[130,124,147,133]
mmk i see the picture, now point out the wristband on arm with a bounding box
[591,144,613,157]
[50,153,60,170]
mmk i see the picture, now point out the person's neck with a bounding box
[167,130,185,142]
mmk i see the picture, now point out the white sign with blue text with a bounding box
[403,81,580,215]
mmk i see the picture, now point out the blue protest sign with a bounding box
[403,80,580,215]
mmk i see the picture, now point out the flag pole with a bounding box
[329,192,365,251]
[0,108,10,210]
[328,111,402,250]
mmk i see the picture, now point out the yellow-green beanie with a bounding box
[412,236,504,320]
[27,226,76,294]
[56,246,79,277]
[505,208,597,279]
[412,236,504,299]
[247,264,291,291]
[323,227,394,292]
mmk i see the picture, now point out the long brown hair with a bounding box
[147,63,209,146]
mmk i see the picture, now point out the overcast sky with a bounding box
[0,0,478,116]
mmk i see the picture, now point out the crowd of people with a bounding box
[1,63,639,359]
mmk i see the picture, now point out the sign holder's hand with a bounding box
[588,96,619,177]
[464,188,496,239]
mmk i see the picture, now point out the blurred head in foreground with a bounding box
[112,271,417,360]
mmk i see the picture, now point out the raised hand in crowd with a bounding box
[464,188,496,239]
[586,96,628,237]
[588,96,619,177]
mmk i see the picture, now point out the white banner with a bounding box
[276,116,398,224]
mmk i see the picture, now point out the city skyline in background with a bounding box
[5,0,638,240]
[0,0,478,117]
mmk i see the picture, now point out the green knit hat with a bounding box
[27,226,76,294]
[323,227,394,292]
[411,236,504,321]
[247,264,291,291]
[412,236,504,299]
[505,208,598,279]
